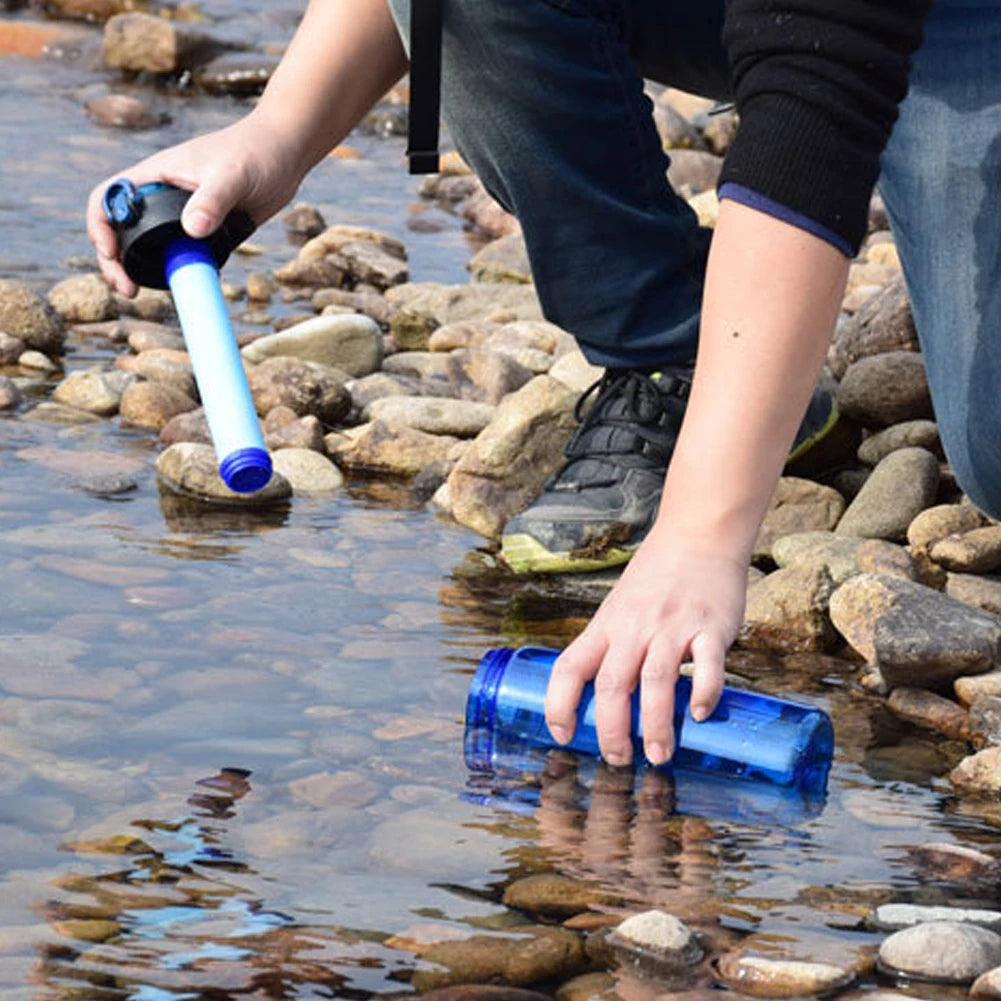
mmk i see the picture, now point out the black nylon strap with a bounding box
[407,0,444,175]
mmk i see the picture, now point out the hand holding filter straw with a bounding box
[102,179,271,494]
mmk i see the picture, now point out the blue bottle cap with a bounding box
[464,647,515,771]
[219,447,272,494]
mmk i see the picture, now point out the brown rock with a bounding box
[469,233,532,284]
[951,747,1001,796]
[247,356,350,425]
[85,93,162,129]
[263,406,324,452]
[836,352,932,428]
[0,279,64,354]
[49,274,115,324]
[957,670,1001,707]
[754,478,846,560]
[666,149,723,193]
[0,331,25,365]
[653,100,705,150]
[283,202,326,237]
[716,952,854,998]
[829,276,917,379]
[155,442,290,505]
[52,369,131,416]
[909,504,987,551]
[855,539,919,581]
[102,12,223,74]
[446,348,534,404]
[420,988,554,1001]
[119,381,197,430]
[740,565,836,654]
[327,420,461,478]
[886,688,971,741]
[289,771,377,809]
[947,574,1001,618]
[502,874,620,919]
[159,407,210,446]
[34,0,131,21]
[970,696,1001,749]
[246,271,278,303]
[932,527,1001,574]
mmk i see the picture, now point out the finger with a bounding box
[181,166,246,239]
[546,627,607,745]
[639,635,685,766]
[689,631,727,721]
[594,637,644,767]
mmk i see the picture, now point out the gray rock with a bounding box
[740,565,836,653]
[0,374,20,410]
[549,350,604,392]
[970,696,1001,747]
[247,356,351,425]
[18,349,58,372]
[957,670,1001,707]
[836,447,939,540]
[932,526,1001,574]
[446,348,534,404]
[0,331,26,365]
[270,448,343,495]
[829,276,917,379]
[129,351,196,399]
[47,274,115,324]
[609,910,703,970]
[365,396,495,437]
[155,442,290,505]
[772,532,865,583]
[873,906,1001,933]
[666,149,723,193]
[755,478,846,559]
[0,279,64,354]
[859,420,940,466]
[830,573,1001,689]
[345,372,420,410]
[241,314,382,378]
[878,921,1001,983]
[837,352,932,428]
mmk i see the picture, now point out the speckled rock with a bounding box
[469,233,532,284]
[345,372,419,411]
[549,350,604,393]
[383,350,453,381]
[931,527,1001,574]
[102,12,223,74]
[283,202,326,237]
[159,407,210,446]
[740,564,836,653]
[970,696,1001,748]
[119,380,197,430]
[128,350,196,399]
[502,874,620,918]
[829,574,1001,689]
[85,92,162,129]
[829,276,917,379]
[859,420,940,466]
[0,279,64,354]
[47,274,115,324]
[950,747,1001,796]
[271,448,343,494]
[365,396,495,438]
[52,369,131,416]
[384,282,544,330]
[878,922,1001,983]
[242,314,382,377]
[447,376,577,539]
[946,574,1001,618]
[872,905,1001,933]
[908,504,986,551]
[771,532,863,583]
[754,479,846,560]
[716,953,855,998]
[886,688,970,740]
[263,406,324,452]
[247,356,351,425]
[836,448,939,540]
[327,420,463,478]
[608,910,703,971]
[957,670,1001,707]
[855,539,919,582]
[445,348,534,404]
[155,442,290,505]
[277,224,407,289]
[837,352,932,428]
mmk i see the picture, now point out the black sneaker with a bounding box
[500,367,839,574]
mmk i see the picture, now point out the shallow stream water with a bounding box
[1,5,1000,1000]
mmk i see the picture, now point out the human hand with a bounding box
[544,531,748,767]
[86,110,305,297]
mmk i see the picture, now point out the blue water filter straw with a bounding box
[465,647,834,795]
[102,180,271,493]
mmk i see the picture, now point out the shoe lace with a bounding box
[552,368,691,491]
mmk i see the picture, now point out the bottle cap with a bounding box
[464,647,514,771]
[219,447,273,494]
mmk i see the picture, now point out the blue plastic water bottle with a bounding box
[103,179,271,494]
[465,646,834,794]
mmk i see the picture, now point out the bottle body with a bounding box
[465,646,833,794]
[164,237,272,493]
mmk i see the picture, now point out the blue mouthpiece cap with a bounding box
[220,447,273,494]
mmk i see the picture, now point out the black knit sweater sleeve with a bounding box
[718,0,932,255]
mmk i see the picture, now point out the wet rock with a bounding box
[0,331,25,365]
[194,53,277,96]
[445,348,534,404]
[549,350,604,393]
[158,406,210,446]
[608,910,703,970]
[908,843,1000,885]
[102,12,223,74]
[972,968,1001,1001]
[52,369,130,416]
[447,376,578,538]
[836,448,939,541]
[119,380,196,430]
[17,350,58,374]
[716,952,855,998]
[970,696,1001,747]
[878,922,1001,983]
[365,396,495,437]
[246,271,278,303]
[837,352,932,428]
[247,356,351,425]
[0,374,20,410]
[554,973,618,1001]
[667,149,723,193]
[740,564,836,653]
[859,420,940,466]
[886,688,970,740]
[74,472,139,497]
[85,93,162,129]
[469,234,532,284]
[327,420,461,477]
[932,527,1001,574]
[957,671,1001,707]
[155,442,290,505]
[909,504,986,551]
[951,747,1001,796]
[263,406,324,452]
[829,277,917,379]
[829,574,1001,689]
[271,448,343,495]
[53,918,121,943]
[48,275,115,325]
[278,224,407,290]
[0,279,64,354]
[284,202,326,238]
[242,314,381,377]
[385,282,543,329]
[289,770,377,809]
[754,478,846,560]
[873,904,1001,933]
[421,988,555,1001]
[502,874,619,919]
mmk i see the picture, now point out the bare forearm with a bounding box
[653,200,849,562]
[252,0,408,174]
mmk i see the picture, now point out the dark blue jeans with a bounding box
[388,0,1001,516]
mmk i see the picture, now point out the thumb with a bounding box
[181,170,245,239]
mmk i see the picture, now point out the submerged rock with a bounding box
[950,747,1001,796]
[716,952,854,998]
[886,688,970,740]
[502,874,620,919]
[85,92,163,129]
[155,442,290,505]
[872,904,1001,933]
[878,921,1001,983]
[608,910,703,972]
[0,375,21,410]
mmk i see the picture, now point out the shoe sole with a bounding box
[502,403,842,576]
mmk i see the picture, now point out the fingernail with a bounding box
[184,209,213,236]
[549,724,570,745]
[691,704,709,722]
[646,743,666,765]
[604,750,631,768]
